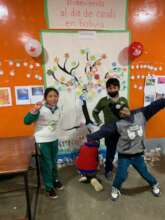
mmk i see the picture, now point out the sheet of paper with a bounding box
[15,86,31,105]
[144,75,165,106]
[30,86,44,104]
[0,87,12,107]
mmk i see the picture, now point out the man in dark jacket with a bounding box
[88,98,165,201]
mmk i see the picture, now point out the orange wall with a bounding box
[129,0,165,138]
[0,0,164,138]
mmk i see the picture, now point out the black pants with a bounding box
[105,135,119,173]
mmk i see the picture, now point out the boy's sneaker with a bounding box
[54,180,64,190]
[111,186,121,201]
[152,183,160,197]
[48,188,58,199]
[90,178,103,192]
[79,175,88,183]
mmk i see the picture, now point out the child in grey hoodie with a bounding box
[87,98,165,201]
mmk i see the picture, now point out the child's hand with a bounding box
[87,123,99,133]
[34,101,43,111]
[156,94,163,100]
[31,101,43,114]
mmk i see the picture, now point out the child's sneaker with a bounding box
[54,180,64,190]
[90,178,103,192]
[111,186,121,201]
[79,175,88,183]
[152,183,160,197]
[48,188,58,199]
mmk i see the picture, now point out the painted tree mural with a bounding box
[46,48,128,130]
[47,49,107,128]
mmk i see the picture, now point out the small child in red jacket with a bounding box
[75,141,103,192]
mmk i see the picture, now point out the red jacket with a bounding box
[75,143,99,173]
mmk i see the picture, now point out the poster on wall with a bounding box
[45,0,128,30]
[15,86,44,105]
[41,30,130,146]
[0,87,12,107]
[15,86,31,105]
[30,86,44,104]
[144,75,165,106]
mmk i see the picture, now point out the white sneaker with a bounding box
[152,183,160,197]
[79,176,88,183]
[90,178,103,192]
[111,187,121,201]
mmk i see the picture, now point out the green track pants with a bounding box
[37,140,58,192]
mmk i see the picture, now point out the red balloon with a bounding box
[129,42,143,59]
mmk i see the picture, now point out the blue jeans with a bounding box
[113,154,157,189]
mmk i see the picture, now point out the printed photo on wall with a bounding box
[145,77,156,86]
[30,86,44,104]
[157,77,165,84]
[15,86,30,105]
[144,75,165,106]
[0,87,12,107]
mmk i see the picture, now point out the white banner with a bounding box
[45,0,128,30]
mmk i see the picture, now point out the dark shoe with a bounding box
[105,171,113,180]
[54,180,64,190]
[48,188,58,199]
